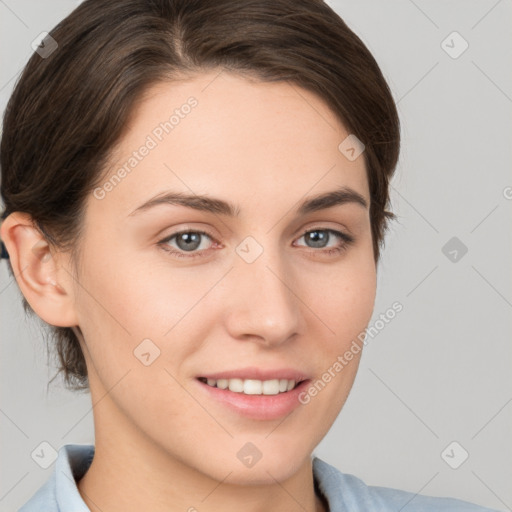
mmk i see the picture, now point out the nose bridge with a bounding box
[226,235,301,344]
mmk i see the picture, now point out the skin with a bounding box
[2,70,376,512]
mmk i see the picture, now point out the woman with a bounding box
[0,1,499,511]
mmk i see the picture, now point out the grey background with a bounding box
[1,0,511,510]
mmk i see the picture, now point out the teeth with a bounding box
[202,377,298,395]
[228,378,244,393]
[217,379,228,390]
[262,379,279,395]
[243,379,262,395]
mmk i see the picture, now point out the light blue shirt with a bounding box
[19,444,498,511]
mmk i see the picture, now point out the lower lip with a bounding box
[195,379,311,421]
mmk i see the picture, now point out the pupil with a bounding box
[307,230,328,248]
[177,233,201,251]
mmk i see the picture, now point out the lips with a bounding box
[194,366,312,420]
[196,367,309,396]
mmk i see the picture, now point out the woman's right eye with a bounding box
[158,230,217,259]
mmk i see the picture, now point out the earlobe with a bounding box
[0,212,79,327]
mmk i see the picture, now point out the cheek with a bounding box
[75,246,182,337]
[303,248,377,346]
[334,268,376,341]
[300,245,376,396]
[71,247,160,379]
[73,245,221,381]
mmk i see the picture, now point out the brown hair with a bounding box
[0,0,400,391]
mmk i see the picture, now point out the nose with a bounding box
[223,242,302,348]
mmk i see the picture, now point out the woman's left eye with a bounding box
[158,228,354,259]
[294,228,354,255]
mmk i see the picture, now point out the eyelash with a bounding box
[158,228,355,259]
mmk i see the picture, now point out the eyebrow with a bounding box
[128,186,368,218]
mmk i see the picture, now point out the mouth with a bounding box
[195,371,311,420]
[197,376,304,396]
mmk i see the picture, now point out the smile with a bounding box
[197,377,301,395]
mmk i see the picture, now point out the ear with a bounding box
[1,212,79,327]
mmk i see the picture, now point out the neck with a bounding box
[77,396,328,512]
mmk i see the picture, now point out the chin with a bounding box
[224,460,308,486]
[209,444,311,486]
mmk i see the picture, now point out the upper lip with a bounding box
[198,367,310,382]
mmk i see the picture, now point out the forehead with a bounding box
[92,70,369,218]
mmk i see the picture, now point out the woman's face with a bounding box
[70,70,376,483]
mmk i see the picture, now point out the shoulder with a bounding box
[18,444,94,512]
[18,470,59,512]
[312,457,500,512]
